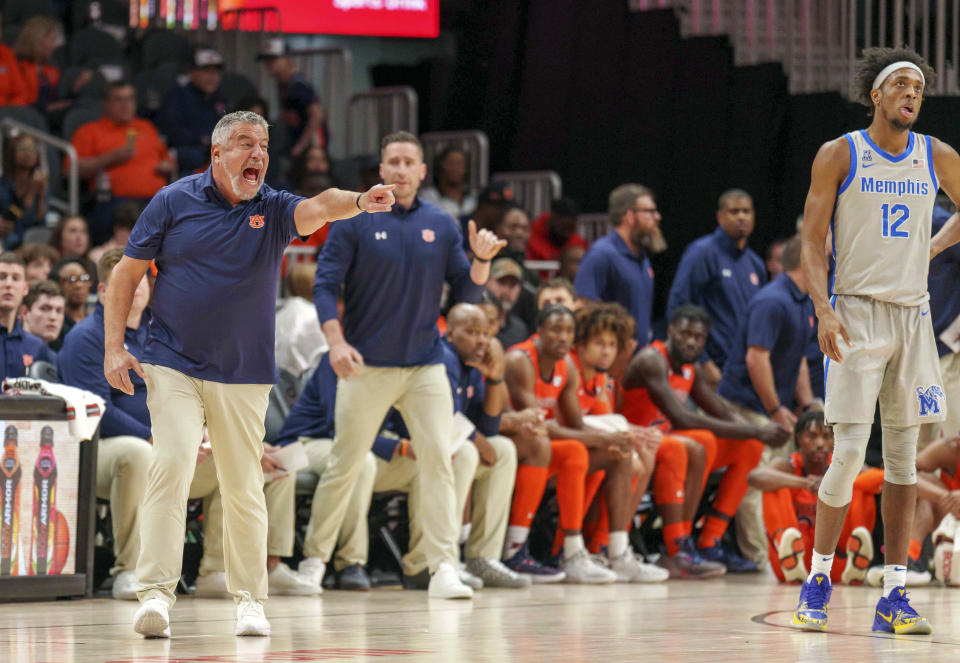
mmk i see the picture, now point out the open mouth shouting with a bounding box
[242,163,263,184]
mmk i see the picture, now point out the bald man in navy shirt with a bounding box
[311,131,506,600]
[104,111,396,638]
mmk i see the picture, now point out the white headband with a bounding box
[872,61,925,91]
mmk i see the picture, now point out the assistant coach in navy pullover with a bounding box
[310,131,505,598]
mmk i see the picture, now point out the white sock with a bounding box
[883,564,907,597]
[460,524,471,546]
[563,534,585,559]
[503,526,529,558]
[807,550,834,582]
[609,531,629,558]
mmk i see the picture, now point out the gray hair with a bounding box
[608,183,654,227]
[211,111,270,147]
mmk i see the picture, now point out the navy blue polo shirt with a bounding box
[0,320,55,382]
[928,205,960,357]
[574,230,654,343]
[156,82,227,174]
[274,354,337,446]
[372,337,501,460]
[58,303,151,440]
[314,196,482,367]
[125,168,304,384]
[667,227,766,368]
[718,273,816,414]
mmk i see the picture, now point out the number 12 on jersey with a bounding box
[881,203,910,238]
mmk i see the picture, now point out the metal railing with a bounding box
[347,87,419,156]
[490,170,562,218]
[0,118,79,217]
[577,213,610,243]
[635,0,960,96]
[421,130,490,191]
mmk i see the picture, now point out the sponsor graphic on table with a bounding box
[1,425,21,575]
[30,426,57,575]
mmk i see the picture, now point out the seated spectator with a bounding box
[275,261,328,379]
[503,305,656,584]
[621,304,789,573]
[0,10,28,106]
[51,215,91,260]
[13,16,63,113]
[471,182,513,234]
[0,252,55,380]
[53,257,93,339]
[17,242,59,282]
[478,290,503,337]
[485,257,530,348]
[156,49,227,175]
[288,145,337,197]
[89,202,140,264]
[559,244,585,283]
[420,147,478,219]
[537,276,577,311]
[0,133,47,248]
[373,304,528,590]
[57,248,151,599]
[494,204,539,330]
[72,81,174,243]
[575,184,665,345]
[258,39,328,159]
[748,411,880,585]
[20,279,64,348]
[526,197,588,264]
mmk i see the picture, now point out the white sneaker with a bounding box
[112,571,140,600]
[562,549,617,584]
[776,527,808,584]
[133,598,170,638]
[608,550,668,583]
[269,562,321,596]
[457,562,484,590]
[427,562,474,599]
[235,592,270,637]
[865,564,933,587]
[298,557,325,593]
[841,526,873,585]
[194,571,230,598]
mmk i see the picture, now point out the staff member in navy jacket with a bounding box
[668,189,766,385]
[104,111,395,639]
[59,248,152,601]
[0,252,55,379]
[311,131,506,600]
[575,183,666,344]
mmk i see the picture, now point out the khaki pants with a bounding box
[187,455,296,575]
[920,352,960,446]
[730,404,796,566]
[135,364,272,606]
[95,436,152,576]
[302,438,376,571]
[374,435,517,575]
[308,364,458,573]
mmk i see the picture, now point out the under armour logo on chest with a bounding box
[375,232,387,240]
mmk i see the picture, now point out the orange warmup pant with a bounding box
[654,429,764,550]
[508,440,595,534]
[762,468,883,583]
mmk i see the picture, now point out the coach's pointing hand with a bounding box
[104,347,145,396]
[358,183,397,213]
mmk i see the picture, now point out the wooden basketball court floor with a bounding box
[4,575,960,662]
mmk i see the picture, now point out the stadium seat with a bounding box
[133,62,181,121]
[62,101,102,140]
[0,105,49,132]
[141,31,191,71]
[219,72,257,110]
[4,0,55,27]
[68,28,124,67]
[58,66,108,102]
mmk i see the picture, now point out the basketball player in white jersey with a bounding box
[793,47,960,634]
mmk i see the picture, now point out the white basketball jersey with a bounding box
[832,130,937,306]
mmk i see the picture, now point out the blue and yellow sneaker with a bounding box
[872,587,932,635]
[792,573,832,631]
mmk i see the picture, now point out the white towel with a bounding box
[1,378,106,440]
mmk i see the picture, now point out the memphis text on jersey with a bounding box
[860,176,930,197]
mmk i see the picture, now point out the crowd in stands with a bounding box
[1,10,960,601]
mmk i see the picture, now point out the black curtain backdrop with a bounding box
[421,6,960,321]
